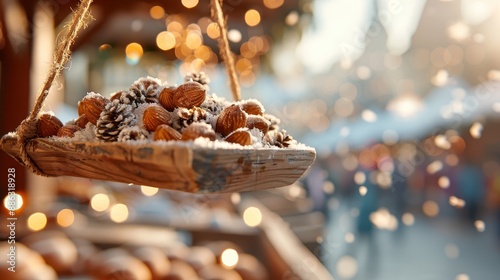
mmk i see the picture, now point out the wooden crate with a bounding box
[0,134,315,193]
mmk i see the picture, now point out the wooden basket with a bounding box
[1,134,315,193]
[0,0,315,193]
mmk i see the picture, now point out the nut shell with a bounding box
[143,105,173,132]
[181,123,216,141]
[216,105,247,137]
[240,99,264,116]
[74,114,89,128]
[57,124,81,138]
[37,114,63,137]
[225,128,252,146]
[246,115,270,134]
[154,124,182,141]
[78,93,110,125]
[173,81,206,109]
[158,86,177,111]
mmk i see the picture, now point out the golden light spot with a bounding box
[334,98,354,117]
[323,181,335,194]
[57,209,75,227]
[141,185,159,196]
[285,11,299,26]
[469,122,483,139]
[27,212,47,232]
[474,220,485,232]
[449,196,466,208]
[167,21,184,33]
[228,29,242,43]
[336,256,357,279]
[156,31,176,51]
[243,207,262,227]
[427,160,443,174]
[125,42,143,64]
[422,200,439,217]
[236,58,252,73]
[370,208,398,230]
[434,135,451,150]
[195,45,212,61]
[264,0,284,9]
[361,110,377,122]
[231,193,241,205]
[438,176,450,189]
[402,213,415,226]
[358,186,367,196]
[149,6,165,20]
[110,203,129,223]
[181,0,199,9]
[446,154,459,166]
[221,248,239,269]
[90,193,110,212]
[185,32,202,49]
[245,9,261,27]
[456,274,470,280]
[207,22,220,39]
[3,193,23,211]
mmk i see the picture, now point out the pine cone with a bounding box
[96,100,135,141]
[117,126,149,142]
[121,77,161,108]
[200,94,228,115]
[185,72,210,91]
[265,129,296,148]
[174,107,208,130]
[264,113,281,131]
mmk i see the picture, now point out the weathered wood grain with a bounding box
[0,134,315,193]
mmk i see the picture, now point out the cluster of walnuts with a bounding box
[36,73,296,148]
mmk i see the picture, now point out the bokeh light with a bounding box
[149,6,165,20]
[90,193,110,212]
[3,193,23,211]
[181,0,199,9]
[245,9,261,27]
[141,185,159,196]
[27,212,47,232]
[243,207,262,227]
[57,208,75,227]
[110,203,129,223]
[221,248,239,269]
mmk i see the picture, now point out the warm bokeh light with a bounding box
[227,29,242,43]
[336,256,358,279]
[285,11,300,26]
[264,0,284,9]
[361,109,377,122]
[402,213,415,226]
[449,196,466,208]
[323,181,335,194]
[422,200,439,217]
[167,21,184,33]
[386,94,423,118]
[243,206,262,227]
[206,22,220,39]
[185,32,202,49]
[231,193,241,205]
[57,208,75,227]
[245,9,261,27]
[125,42,143,65]
[156,31,176,51]
[149,6,165,20]
[474,220,485,232]
[438,176,450,189]
[181,0,199,9]
[110,203,129,223]
[27,212,47,232]
[358,186,367,196]
[427,160,443,174]
[370,208,398,231]
[141,185,159,196]
[90,193,110,212]
[456,274,470,280]
[469,122,483,139]
[220,248,239,269]
[3,193,23,211]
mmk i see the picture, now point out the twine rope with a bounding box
[210,0,241,102]
[16,0,93,176]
